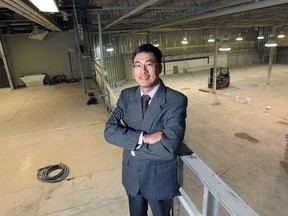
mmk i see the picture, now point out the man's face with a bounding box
[133,52,162,94]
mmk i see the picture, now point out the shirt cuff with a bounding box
[136,132,144,150]
[131,132,145,156]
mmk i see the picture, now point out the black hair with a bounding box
[132,43,162,64]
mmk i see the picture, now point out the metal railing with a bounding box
[94,62,117,112]
[94,64,259,216]
[175,144,259,216]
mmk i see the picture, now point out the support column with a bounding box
[0,38,14,90]
[72,0,86,93]
[213,25,219,94]
[267,27,276,85]
[98,14,105,68]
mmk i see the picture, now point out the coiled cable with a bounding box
[37,162,69,183]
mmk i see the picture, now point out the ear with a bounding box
[158,64,163,74]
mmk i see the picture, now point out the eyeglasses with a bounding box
[132,61,159,70]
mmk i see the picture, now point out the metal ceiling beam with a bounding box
[148,0,288,30]
[102,0,160,31]
[61,5,201,10]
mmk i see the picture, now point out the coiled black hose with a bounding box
[37,163,69,183]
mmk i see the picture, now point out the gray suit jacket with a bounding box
[104,79,187,200]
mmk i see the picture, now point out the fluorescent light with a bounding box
[208,35,215,43]
[257,33,264,40]
[236,34,243,41]
[106,47,114,52]
[219,40,231,51]
[153,39,159,47]
[181,36,188,45]
[265,35,277,47]
[29,0,59,12]
[106,43,114,52]
[277,31,285,38]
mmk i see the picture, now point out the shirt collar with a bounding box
[140,83,160,99]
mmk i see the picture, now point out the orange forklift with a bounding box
[208,67,230,89]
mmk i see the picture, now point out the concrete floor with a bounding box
[0,64,287,216]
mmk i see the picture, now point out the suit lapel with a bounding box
[129,86,143,123]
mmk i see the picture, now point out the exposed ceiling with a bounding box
[0,0,288,35]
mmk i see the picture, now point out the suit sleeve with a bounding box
[104,91,142,151]
[136,94,188,160]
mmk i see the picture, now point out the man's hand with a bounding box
[143,131,162,144]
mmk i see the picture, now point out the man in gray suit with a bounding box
[104,44,187,216]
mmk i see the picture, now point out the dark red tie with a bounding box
[142,95,151,117]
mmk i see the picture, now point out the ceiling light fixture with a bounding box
[257,33,264,40]
[106,43,114,52]
[236,34,243,41]
[277,31,285,38]
[181,36,188,45]
[208,35,215,43]
[219,38,231,51]
[29,0,59,12]
[265,35,277,47]
[152,39,159,47]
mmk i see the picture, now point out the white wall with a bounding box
[163,55,228,75]
[124,51,261,81]
[228,52,260,66]
[2,31,91,87]
[162,51,261,75]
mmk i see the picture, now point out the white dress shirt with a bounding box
[131,83,160,156]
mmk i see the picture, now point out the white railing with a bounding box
[175,144,259,216]
[94,62,117,112]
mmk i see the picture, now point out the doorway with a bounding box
[276,47,288,64]
[0,58,9,88]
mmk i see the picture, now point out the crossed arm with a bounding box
[104,93,187,160]
[119,119,162,145]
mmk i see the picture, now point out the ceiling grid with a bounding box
[0,0,287,35]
